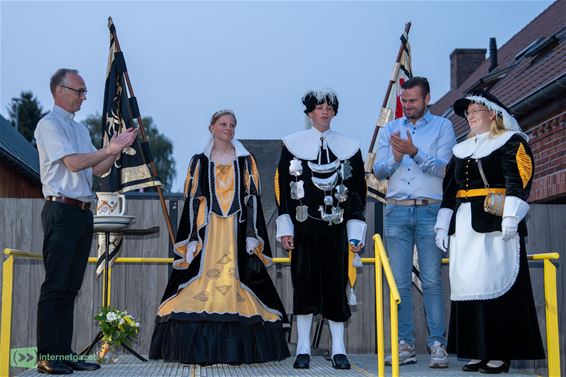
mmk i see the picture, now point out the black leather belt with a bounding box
[47,196,91,210]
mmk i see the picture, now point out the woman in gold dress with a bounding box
[149,109,290,364]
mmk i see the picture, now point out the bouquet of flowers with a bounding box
[95,307,140,362]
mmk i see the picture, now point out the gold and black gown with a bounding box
[149,151,290,364]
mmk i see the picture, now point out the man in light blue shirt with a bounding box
[373,77,456,368]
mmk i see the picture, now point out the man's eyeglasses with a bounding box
[464,109,490,118]
[60,85,87,97]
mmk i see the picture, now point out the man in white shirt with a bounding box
[34,68,137,375]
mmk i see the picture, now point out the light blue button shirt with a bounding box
[34,105,97,201]
[373,110,456,201]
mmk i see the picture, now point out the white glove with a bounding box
[501,217,519,241]
[435,229,449,253]
[246,237,260,254]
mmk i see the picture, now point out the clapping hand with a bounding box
[108,128,139,155]
[391,130,417,160]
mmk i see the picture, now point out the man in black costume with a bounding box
[276,89,367,370]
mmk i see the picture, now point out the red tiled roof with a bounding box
[430,0,566,138]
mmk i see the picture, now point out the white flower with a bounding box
[135,322,140,327]
[106,312,118,322]
[118,318,125,325]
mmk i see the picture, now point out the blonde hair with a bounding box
[489,115,506,136]
[210,109,237,127]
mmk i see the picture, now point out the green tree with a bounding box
[7,91,47,144]
[84,113,176,192]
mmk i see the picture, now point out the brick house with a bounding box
[430,0,565,203]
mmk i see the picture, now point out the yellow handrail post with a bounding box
[373,234,384,377]
[377,235,401,377]
[544,258,561,377]
[390,291,400,377]
[1,253,15,377]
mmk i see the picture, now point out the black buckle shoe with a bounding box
[37,360,73,375]
[293,354,310,369]
[62,353,100,371]
[331,354,351,370]
[479,360,510,374]
[462,360,487,372]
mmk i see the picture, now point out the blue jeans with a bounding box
[384,203,446,347]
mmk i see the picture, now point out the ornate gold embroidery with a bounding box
[237,292,246,302]
[216,254,232,265]
[193,290,209,302]
[250,155,261,191]
[516,143,533,189]
[121,164,153,183]
[215,164,235,213]
[227,267,235,277]
[215,285,231,296]
[185,159,200,197]
[274,168,280,206]
[206,268,221,280]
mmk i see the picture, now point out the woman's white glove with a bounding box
[246,237,259,254]
[435,229,449,253]
[501,217,519,241]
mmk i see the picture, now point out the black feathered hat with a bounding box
[453,90,521,132]
[302,89,339,115]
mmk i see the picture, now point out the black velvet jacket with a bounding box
[441,134,534,236]
[276,144,367,237]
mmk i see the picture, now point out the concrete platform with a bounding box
[17,354,535,376]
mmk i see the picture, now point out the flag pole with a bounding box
[108,17,176,245]
[368,22,412,153]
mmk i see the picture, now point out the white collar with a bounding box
[52,105,75,120]
[282,127,360,160]
[202,135,250,159]
[453,131,528,159]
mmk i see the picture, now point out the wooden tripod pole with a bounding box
[108,17,176,245]
[367,22,412,153]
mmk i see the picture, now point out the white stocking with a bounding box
[329,320,346,357]
[295,314,313,355]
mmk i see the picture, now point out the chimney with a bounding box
[450,48,486,90]
[489,37,498,72]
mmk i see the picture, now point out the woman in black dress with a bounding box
[434,91,544,373]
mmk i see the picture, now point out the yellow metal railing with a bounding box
[0,248,174,377]
[372,234,401,377]
[1,246,562,377]
[369,241,561,377]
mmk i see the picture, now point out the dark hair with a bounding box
[50,68,79,96]
[302,89,339,115]
[401,76,430,97]
[210,109,237,126]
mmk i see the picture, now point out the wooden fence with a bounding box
[0,198,564,376]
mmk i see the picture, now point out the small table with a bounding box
[80,225,160,362]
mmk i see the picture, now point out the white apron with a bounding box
[449,203,520,301]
